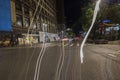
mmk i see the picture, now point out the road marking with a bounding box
[108,54,116,57]
[70,44,73,46]
[57,44,61,46]
[64,44,69,46]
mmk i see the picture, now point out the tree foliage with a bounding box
[99,4,120,23]
[81,3,94,31]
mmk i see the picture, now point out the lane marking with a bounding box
[70,44,74,46]
[64,43,69,46]
[108,54,116,57]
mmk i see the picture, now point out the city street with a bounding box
[82,44,120,80]
[1,0,120,80]
[0,42,120,80]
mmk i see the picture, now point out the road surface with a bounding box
[0,42,120,80]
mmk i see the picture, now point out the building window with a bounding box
[24,5,29,15]
[15,0,22,11]
[37,20,41,30]
[33,21,37,29]
[25,18,30,27]
[23,0,30,3]
[33,1,36,9]
[16,15,23,27]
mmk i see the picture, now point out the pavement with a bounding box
[108,40,120,45]
[0,42,120,80]
[0,41,81,80]
[0,42,59,50]
[85,44,120,61]
[82,44,120,80]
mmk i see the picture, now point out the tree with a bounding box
[81,3,94,31]
[99,4,120,23]
[66,28,75,38]
[98,4,120,40]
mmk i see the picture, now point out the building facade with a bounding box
[0,0,58,46]
[11,0,57,34]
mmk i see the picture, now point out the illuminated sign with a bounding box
[103,20,110,23]
[0,0,12,31]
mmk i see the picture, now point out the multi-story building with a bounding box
[11,0,57,34]
[0,0,58,45]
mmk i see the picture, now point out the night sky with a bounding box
[64,0,117,35]
[64,0,89,35]
[64,0,81,26]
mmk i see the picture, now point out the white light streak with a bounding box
[80,0,101,63]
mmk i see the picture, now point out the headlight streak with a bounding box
[80,0,101,63]
[36,43,47,80]
[55,42,62,80]
[65,45,72,80]
[25,0,47,80]
[30,1,44,38]
[55,41,65,80]
[58,41,65,80]
[26,0,41,37]
[34,27,46,80]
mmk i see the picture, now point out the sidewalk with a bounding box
[108,40,120,45]
[0,41,59,49]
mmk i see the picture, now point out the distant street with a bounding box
[0,42,120,80]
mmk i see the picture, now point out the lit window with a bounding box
[15,0,22,11]
[33,21,37,29]
[37,21,41,30]
[16,15,23,27]
[25,18,30,27]
[24,5,29,15]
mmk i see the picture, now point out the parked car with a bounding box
[95,39,108,44]
[87,39,94,43]
[74,37,80,40]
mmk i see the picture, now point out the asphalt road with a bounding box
[0,42,120,80]
[0,43,61,80]
[82,44,120,80]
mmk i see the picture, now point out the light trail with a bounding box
[65,46,72,80]
[55,41,65,80]
[34,27,46,80]
[25,0,46,80]
[31,1,44,36]
[33,41,45,80]
[36,43,47,80]
[57,41,65,80]
[80,0,101,63]
[26,0,41,36]
[55,43,62,80]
